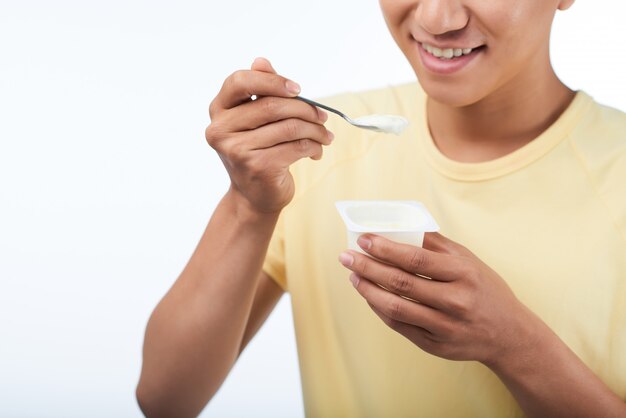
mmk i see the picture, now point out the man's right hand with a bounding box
[205,57,333,214]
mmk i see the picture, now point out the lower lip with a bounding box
[417,42,481,75]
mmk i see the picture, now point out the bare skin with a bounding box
[136,58,332,417]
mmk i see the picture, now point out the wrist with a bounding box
[224,186,282,225]
[483,305,554,376]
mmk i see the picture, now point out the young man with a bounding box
[137,0,626,416]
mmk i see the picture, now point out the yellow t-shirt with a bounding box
[262,82,626,417]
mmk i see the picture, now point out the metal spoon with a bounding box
[295,96,408,135]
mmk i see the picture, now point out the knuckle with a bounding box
[438,319,455,339]
[284,119,301,139]
[388,271,412,294]
[446,242,465,256]
[208,99,219,119]
[446,291,471,316]
[205,121,225,144]
[387,298,403,319]
[296,138,311,154]
[205,123,229,150]
[372,302,402,330]
[261,97,281,116]
[204,125,215,145]
[407,250,429,272]
[443,237,471,257]
[318,126,332,145]
[463,263,481,284]
[223,141,246,165]
[434,342,454,360]
[418,335,437,354]
[228,69,246,87]
[309,144,323,160]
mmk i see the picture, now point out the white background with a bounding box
[0,1,624,417]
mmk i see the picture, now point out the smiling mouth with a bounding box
[421,42,485,60]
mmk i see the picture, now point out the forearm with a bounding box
[486,309,626,418]
[137,187,280,417]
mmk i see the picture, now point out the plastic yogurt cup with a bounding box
[335,200,440,252]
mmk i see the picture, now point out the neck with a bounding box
[426,56,575,163]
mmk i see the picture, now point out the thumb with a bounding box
[251,57,277,74]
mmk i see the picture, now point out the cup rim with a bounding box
[335,200,440,233]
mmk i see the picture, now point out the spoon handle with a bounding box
[295,96,348,120]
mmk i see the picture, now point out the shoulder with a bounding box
[568,93,626,162]
[567,93,626,240]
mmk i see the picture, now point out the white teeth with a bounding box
[422,43,476,60]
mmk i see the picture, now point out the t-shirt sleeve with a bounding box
[262,211,287,291]
[571,102,626,244]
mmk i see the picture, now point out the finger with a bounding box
[217,119,331,164]
[356,234,465,281]
[216,96,328,132]
[339,250,447,309]
[370,304,433,338]
[251,57,277,74]
[351,273,448,334]
[368,304,441,354]
[422,232,472,257]
[249,137,324,168]
[245,117,333,150]
[250,58,277,103]
[212,70,301,111]
[249,58,279,109]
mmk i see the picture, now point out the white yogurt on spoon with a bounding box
[351,114,409,135]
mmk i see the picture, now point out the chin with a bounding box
[418,78,483,108]
[404,56,484,108]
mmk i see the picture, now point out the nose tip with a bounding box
[415,0,469,36]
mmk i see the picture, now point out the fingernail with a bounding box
[338,252,353,267]
[327,130,335,142]
[286,80,301,95]
[318,108,328,122]
[357,235,372,250]
[349,273,360,288]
